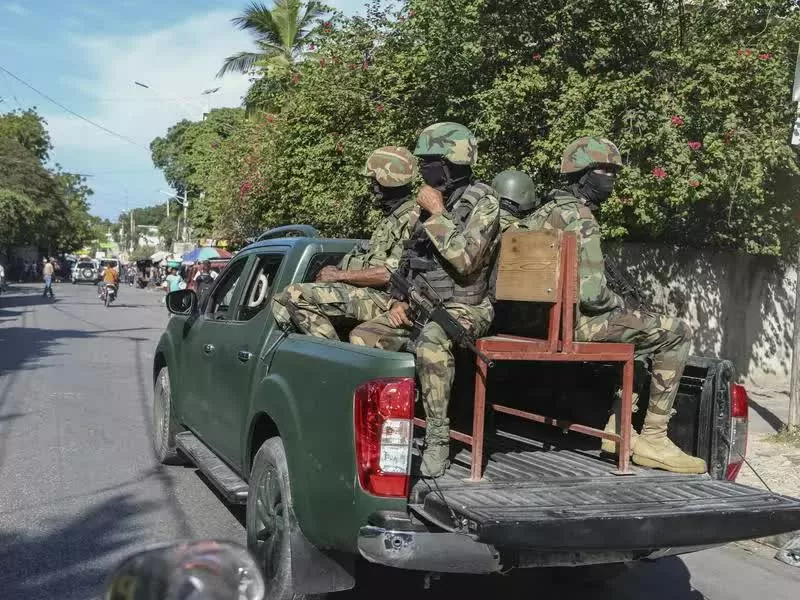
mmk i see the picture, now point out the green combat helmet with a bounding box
[560,136,623,175]
[361,146,418,187]
[491,169,538,214]
[413,122,478,167]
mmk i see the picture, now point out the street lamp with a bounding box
[133,81,221,120]
[159,190,189,244]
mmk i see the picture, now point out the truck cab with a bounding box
[153,226,800,598]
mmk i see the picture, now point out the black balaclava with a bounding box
[569,169,616,208]
[419,158,472,206]
[370,180,412,216]
[499,198,534,220]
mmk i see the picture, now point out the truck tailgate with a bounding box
[410,441,800,550]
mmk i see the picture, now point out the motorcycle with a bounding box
[105,540,265,600]
[100,283,117,307]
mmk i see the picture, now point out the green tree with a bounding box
[150,108,246,236]
[217,0,327,77]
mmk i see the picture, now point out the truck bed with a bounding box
[409,433,800,552]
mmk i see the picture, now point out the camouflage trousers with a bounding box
[271,282,392,340]
[576,308,692,417]
[350,299,494,420]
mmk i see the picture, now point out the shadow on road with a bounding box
[0,493,160,600]
[749,398,786,432]
[338,556,704,599]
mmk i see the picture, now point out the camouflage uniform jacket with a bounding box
[412,183,499,278]
[514,189,622,315]
[339,198,418,272]
[498,209,520,233]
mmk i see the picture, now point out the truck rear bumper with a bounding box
[357,524,721,573]
[358,525,502,573]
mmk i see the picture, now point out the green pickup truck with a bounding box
[153,225,800,598]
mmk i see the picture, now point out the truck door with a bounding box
[202,251,287,469]
[179,256,251,451]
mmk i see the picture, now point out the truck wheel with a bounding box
[247,437,316,600]
[152,367,184,465]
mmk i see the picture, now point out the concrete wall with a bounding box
[606,243,796,388]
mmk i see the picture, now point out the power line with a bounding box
[0,65,150,152]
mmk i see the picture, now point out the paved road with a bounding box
[0,282,798,599]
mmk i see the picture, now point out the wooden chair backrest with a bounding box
[495,229,576,303]
[494,229,579,352]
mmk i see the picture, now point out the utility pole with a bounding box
[791,259,800,427]
[129,209,135,253]
[789,43,800,428]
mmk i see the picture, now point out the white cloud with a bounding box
[4,2,27,16]
[44,11,252,156]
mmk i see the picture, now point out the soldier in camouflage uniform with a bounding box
[350,123,500,478]
[492,169,539,232]
[514,136,706,474]
[271,147,418,338]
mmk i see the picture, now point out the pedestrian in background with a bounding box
[42,258,55,298]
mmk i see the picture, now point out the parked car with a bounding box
[153,225,800,599]
[72,260,99,284]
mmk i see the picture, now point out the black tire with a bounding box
[247,437,317,600]
[105,290,111,307]
[152,366,184,465]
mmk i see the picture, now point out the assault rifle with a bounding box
[388,269,495,368]
[605,255,646,310]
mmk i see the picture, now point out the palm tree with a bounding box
[217,0,326,78]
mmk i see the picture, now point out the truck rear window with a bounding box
[303,252,346,282]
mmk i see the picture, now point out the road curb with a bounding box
[755,531,799,550]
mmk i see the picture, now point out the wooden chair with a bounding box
[415,230,636,480]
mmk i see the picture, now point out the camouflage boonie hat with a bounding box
[361,146,418,187]
[560,136,623,175]
[413,122,478,167]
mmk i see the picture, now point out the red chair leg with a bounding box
[471,356,489,481]
[618,357,634,473]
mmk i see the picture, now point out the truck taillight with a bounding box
[726,383,749,481]
[354,378,415,498]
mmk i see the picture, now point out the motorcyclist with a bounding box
[100,263,120,299]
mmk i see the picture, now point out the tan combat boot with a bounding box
[600,393,639,455]
[420,417,451,478]
[632,413,707,474]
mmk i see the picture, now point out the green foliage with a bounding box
[0,109,51,161]
[218,0,328,78]
[156,0,800,254]
[116,202,176,251]
[0,109,95,254]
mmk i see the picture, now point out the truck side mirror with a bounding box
[166,289,198,316]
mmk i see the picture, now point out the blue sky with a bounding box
[0,0,363,220]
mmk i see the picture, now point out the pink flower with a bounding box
[532,52,542,61]
[362,61,369,70]
[308,43,316,51]
[759,53,772,61]
[265,114,275,123]
[687,141,702,151]
[689,179,701,188]
[323,21,332,29]
[376,103,384,112]
[670,115,684,127]
[651,167,667,179]
[239,182,252,196]
[738,49,752,58]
